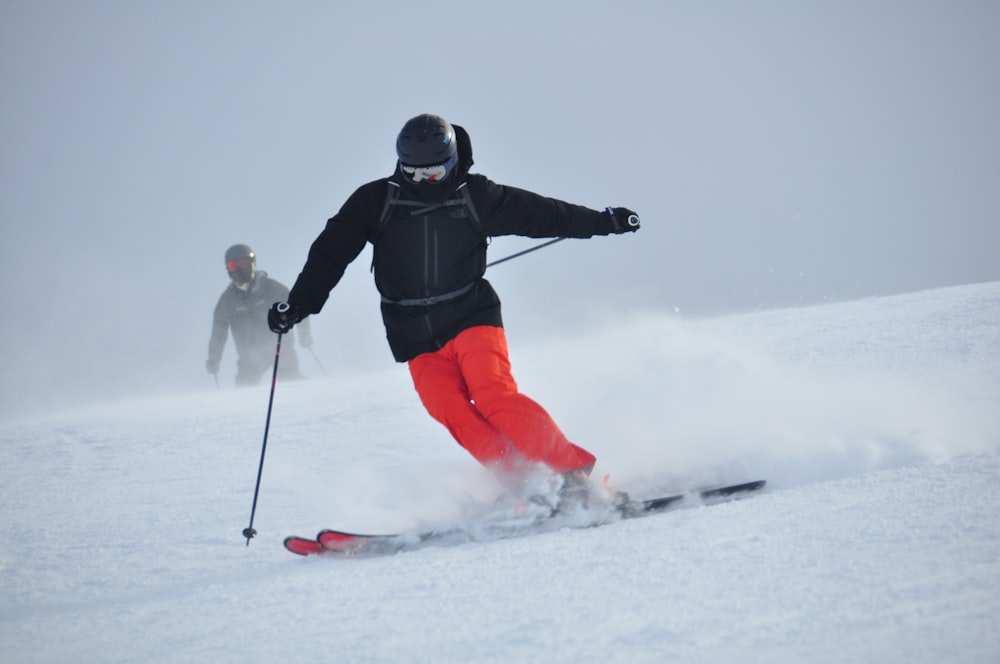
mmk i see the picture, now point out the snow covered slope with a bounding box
[2,282,998,663]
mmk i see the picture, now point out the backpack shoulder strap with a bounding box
[456,182,483,235]
[376,180,402,236]
[376,179,484,238]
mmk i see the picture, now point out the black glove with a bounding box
[606,207,640,233]
[268,302,302,334]
[205,359,219,375]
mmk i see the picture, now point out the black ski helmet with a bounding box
[224,243,256,288]
[396,114,457,166]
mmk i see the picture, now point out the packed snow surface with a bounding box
[2,282,999,663]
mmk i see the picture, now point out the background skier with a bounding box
[207,244,311,386]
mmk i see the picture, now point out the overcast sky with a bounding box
[2,1,998,418]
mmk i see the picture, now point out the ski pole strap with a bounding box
[380,282,475,307]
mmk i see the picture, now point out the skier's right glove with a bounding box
[606,207,641,234]
[268,302,302,334]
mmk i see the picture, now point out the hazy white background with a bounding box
[2,1,998,419]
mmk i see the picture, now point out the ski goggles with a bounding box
[226,257,253,272]
[400,152,459,184]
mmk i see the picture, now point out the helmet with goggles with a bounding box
[396,114,459,184]
[224,243,256,289]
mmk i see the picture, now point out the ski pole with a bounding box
[486,237,566,268]
[243,331,283,546]
[485,212,639,268]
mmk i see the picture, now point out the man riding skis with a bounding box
[269,114,639,498]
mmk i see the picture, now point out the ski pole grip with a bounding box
[627,214,640,227]
[277,302,290,314]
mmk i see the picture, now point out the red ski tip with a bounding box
[283,536,324,556]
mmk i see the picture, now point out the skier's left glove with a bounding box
[268,302,302,334]
[606,207,640,234]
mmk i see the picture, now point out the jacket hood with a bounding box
[453,123,474,175]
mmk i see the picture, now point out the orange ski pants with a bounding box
[408,325,596,474]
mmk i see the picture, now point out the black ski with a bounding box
[625,479,767,516]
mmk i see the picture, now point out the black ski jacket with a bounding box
[287,124,621,362]
[209,271,307,374]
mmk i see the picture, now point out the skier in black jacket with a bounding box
[269,114,639,494]
[207,244,310,386]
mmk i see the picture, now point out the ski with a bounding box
[283,479,766,557]
[625,479,767,516]
[283,535,325,556]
